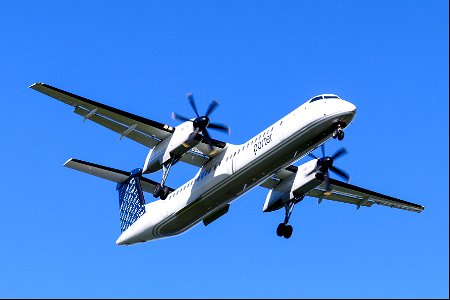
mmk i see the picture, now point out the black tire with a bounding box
[332,131,338,139]
[276,223,286,237]
[153,184,163,198]
[160,186,170,200]
[283,225,293,239]
[338,131,344,141]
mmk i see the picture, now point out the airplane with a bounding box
[30,83,425,245]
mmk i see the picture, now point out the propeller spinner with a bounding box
[172,93,231,154]
[308,144,350,195]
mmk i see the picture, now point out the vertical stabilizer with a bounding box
[116,169,146,232]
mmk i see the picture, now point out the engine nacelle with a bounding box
[142,121,202,173]
[263,160,321,212]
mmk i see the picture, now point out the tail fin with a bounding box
[116,169,146,232]
[64,158,165,232]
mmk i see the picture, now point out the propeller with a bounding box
[172,93,231,154]
[308,144,350,196]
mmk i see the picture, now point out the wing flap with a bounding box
[307,188,374,207]
[260,177,281,189]
[179,148,210,167]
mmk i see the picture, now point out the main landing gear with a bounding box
[276,196,303,239]
[153,160,175,200]
[332,122,345,141]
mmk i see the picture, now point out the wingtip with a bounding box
[63,158,75,167]
[28,82,43,89]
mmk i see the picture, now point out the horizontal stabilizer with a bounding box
[64,158,174,194]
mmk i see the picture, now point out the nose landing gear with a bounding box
[276,196,303,239]
[332,122,345,141]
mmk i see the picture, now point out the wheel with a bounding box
[283,225,293,239]
[276,223,286,237]
[160,186,170,200]
[332,130,338,139]
[153,184,163,198]
[337,130,344,141]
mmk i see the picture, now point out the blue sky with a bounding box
[1,0,448,298]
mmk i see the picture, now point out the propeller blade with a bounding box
[172,112,192,122]
[321,144,325,157]
[202,129,215,154]
[330,166,350,182]
[186,93,200,117]
[331,148,347,160]
[208,122,231,135]
[308,152,318,160]
[205,100,219,117]
[202,129,216,155]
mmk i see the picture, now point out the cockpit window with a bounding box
[310,96,323,103]
[309,94,340,103]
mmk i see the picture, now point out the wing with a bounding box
[30,82,174,147]
[30,82,227,165]
[307,178,425,212]
[260,165,424,213]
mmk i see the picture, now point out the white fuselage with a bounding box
[116,97,356,245]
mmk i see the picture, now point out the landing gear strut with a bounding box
[153,159,176,200]
[276,196,303,239]
[332,123,345,141]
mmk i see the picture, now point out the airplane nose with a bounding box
[348,102,356,113]
[341,100,356,115]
